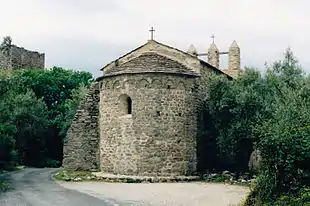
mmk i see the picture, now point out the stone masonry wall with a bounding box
[10,46,45,69]
[62,83,100,171]
[207,43,219,69]
[99,73,199,176]
[0,52,11,69]
[0,45,45,69]
[228,42,240,71]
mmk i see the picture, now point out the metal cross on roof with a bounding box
[210,34,215,43]
[149,27,155,40]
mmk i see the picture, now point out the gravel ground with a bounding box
[58,181,250,206]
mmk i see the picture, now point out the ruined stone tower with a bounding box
[63,38,240,177]
[208,42,219,68]
[207,40,241,78]
[0,37,45,70]
[229,40,240,70]
[226,41,241,77]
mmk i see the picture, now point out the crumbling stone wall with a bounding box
[0,52,10,69]
[62,83,100,171]
[99,73,199,176]
[0,45,44,69]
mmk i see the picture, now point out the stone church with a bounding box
[63,37,241,177]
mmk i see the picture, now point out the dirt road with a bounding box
[0,168,249,206]
[0,168,123,206]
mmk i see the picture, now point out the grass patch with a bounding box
[202,173,252,187]
[53,169,199,183]
[0,179,11,192]
[52,170,97,182]
[52,170,145,183]
[0,170,9,175]
[213,175,230,183]
[0,166,25,175]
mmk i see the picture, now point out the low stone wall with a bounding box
[62,83,100,171]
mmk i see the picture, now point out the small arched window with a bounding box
[119,94,132,116]
[127,97,132,114]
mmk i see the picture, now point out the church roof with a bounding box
[103,52,199,77]
[99,40,231,78]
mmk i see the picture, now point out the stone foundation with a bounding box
[93,172,200,183]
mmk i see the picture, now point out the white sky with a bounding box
[0,0,309,77]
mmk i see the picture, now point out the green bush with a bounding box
[213,175,230,183]
[200,48,310,205]
[245,187,310,206]
[198,68,272,172]
[245,49,310,205]
[42,159,61,168]
[0,179,11,192]
[0,67,93,169]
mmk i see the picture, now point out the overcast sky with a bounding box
[0,0,309,77]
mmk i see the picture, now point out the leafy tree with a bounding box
[10,90,49,166]
[0,67,93,168]
[0,71,48,168]
[198,68,272,172]
[247,49,310,204]
[0,36,12,56]
[200,47,310,204]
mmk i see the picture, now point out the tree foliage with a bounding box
[249,49,310,204]
[198,68,272,172]
[199,48,310,204]
[0,36,12,56]
[0,67,93,168]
